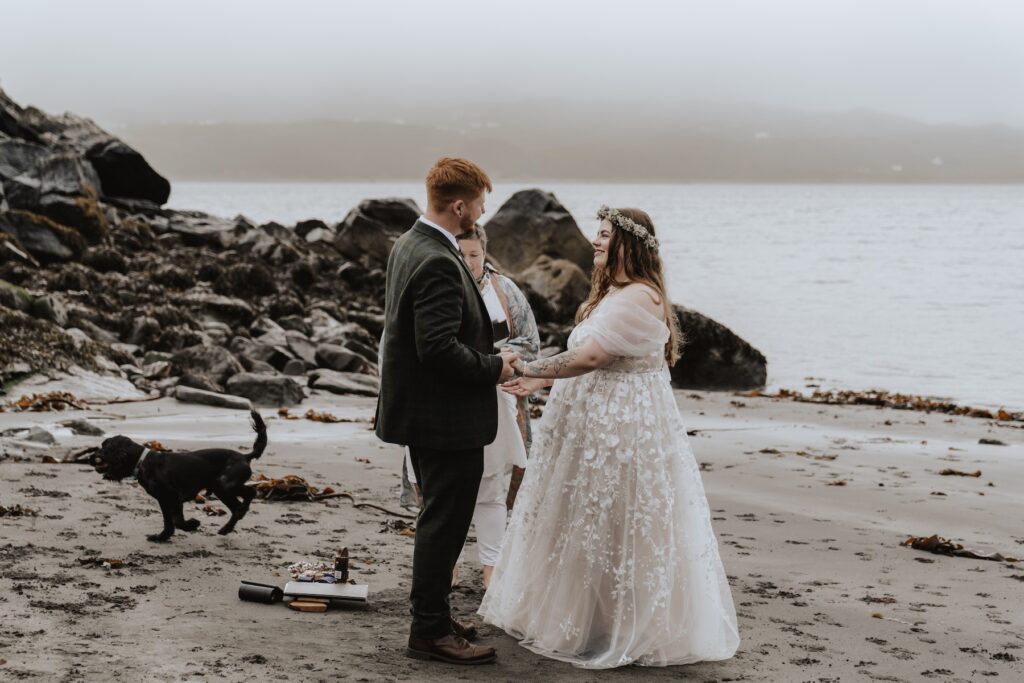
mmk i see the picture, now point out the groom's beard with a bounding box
[459,213,475,233]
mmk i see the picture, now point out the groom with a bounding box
[376,157,516,665]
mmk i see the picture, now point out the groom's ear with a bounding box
[451,199,466,218]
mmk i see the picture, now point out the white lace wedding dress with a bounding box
[478,292,740,668]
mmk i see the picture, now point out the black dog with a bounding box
[92,410,267,542]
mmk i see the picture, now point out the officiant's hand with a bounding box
[498,349,518,383]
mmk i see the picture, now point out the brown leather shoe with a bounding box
[451,618,479,641]
[406,634,496,665]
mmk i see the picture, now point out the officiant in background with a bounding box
[402,223,540,589]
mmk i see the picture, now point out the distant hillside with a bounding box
[118,103,1024,183]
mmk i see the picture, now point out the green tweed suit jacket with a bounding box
[375,221,503,450]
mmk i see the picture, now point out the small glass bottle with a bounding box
[334,547,349,583]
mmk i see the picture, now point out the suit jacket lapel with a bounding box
[411,221,492,345]
[412,221,477,282]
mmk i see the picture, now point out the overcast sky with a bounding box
[3,0,1023,128]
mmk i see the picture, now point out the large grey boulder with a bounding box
[315,343,363,372]
[250,316,287,339]
[233,223,301,265]
[308,369,379,397]
[0,91,43,142]
[304,226,333,244]
[36,193,109,244]
[176,372,223,394]
[36,152,102,198]
[484,189,594,275]
[84,139,170,204]
[0,139,47,205]
[0,210,83,263]
[347,310,384,338]
[26,426,57,444]
[59,418,105,436]
[126,316,161,347]
[225,372,304,407]
[294,218,328,238]
[2,88,170,204]
[285,330,317,365]
[183,292,255,326]
[1,87,170,205]
[275,315,312,336]
[229,336,295,372]
[199,320,233,346]
[174,385,253,410]
[518,256,591,324]
[282,358,306,375]
[0,139,100,206]
[253,327,289,349]
[670,306,767,391]
[170,344,244,391]
[154,210,239,248]
[333,197,420,266]
[340,338,379,369]
[30,293,69,326]
[71,318,119,345]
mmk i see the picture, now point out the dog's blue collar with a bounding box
[132,448,151,479]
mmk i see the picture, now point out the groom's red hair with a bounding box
[426,157,493,210]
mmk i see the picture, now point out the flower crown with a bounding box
[596,205,660,251]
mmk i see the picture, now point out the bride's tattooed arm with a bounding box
[520,349,578,378]
[517,339,614,379]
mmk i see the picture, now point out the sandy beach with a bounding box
[1,387,1022,682]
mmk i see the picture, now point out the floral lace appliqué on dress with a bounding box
[478,292,740,669]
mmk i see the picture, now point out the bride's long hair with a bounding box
[576,208,682,366]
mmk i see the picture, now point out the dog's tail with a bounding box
[247,410,267,460]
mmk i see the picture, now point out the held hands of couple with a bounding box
[498,347,552,396]
[501,376,550,397]
[497,348,519,383]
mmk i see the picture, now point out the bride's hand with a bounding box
[501,377,549,397]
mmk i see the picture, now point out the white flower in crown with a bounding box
[596,205,660,251]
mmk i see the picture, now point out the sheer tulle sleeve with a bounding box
[586,292,669,357]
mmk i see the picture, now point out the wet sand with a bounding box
[1,388,1022,681]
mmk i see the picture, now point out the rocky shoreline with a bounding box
[1,88,767,409]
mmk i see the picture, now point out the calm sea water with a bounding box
[169,181,1024,411]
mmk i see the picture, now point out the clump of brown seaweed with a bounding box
[6,391,86,412]
[744,388,1022,422]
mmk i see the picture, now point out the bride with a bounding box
[478,206,740,669]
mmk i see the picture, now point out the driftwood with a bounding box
[249,474,415,519]
[314,491,416,519]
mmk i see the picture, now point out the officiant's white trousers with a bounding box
[404,458,511,566]
[405,389,526,567]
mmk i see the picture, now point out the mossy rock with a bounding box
[0,210,86,263]
[0,278,34,312]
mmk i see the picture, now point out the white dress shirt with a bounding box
[418,215,460,251]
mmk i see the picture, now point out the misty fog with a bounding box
[3,0,1023,129]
